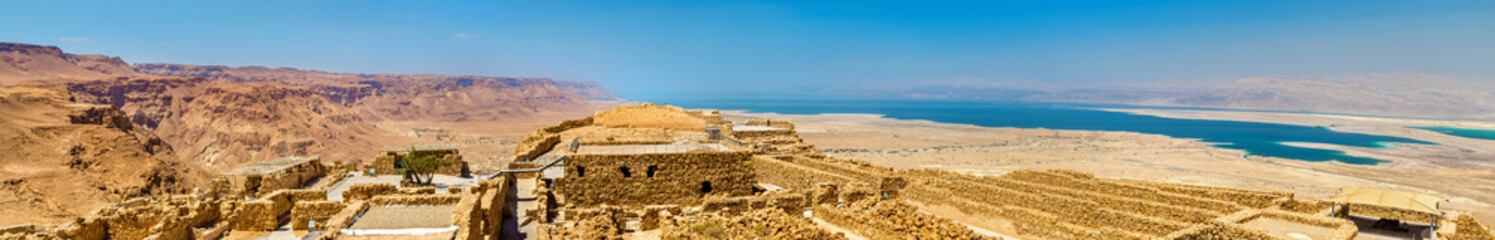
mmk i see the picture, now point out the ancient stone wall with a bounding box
[1342,203,1439,224]
[1454,214,1495,240]
[659,208,840,240]
[557,151,755,207]
[315,200,368,240]
[26,193,231,240]
[895,168,1301,239]
[814,198,995,240]
[751,155,857,191]
[229,189,325,231]
[225,160,328,196]
[341,183,397,202]
[476,176,512,240]
[367,194,463,206]
[285,201,341,231]
[744,119,795,130]
[452,192,484,240]
[370,149,469,176]
[512,133,560,162]
[751,155,904,197]
[1278,199,1330,214]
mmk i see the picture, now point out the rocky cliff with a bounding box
[0,85,210,227]
[67,77,388,171]
[0,42,137,85]
[134,63,621,122]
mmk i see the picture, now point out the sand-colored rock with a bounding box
[0,85,210,227]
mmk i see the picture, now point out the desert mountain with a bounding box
[66,77,390,171]
[0,84,210,227]
[823,73,1495,119]
[1,42,620,172]
[134,63,620,123]
[0,43,138,85]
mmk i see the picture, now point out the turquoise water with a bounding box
[646,97,1434,165]
[1411,126,1495,141]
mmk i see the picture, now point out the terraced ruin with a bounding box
[2,104,1493,240]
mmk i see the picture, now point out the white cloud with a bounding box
[58,37,90,43]
[453,33,474,39]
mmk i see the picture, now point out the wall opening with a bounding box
[576,166,586,178]
[700,181,713,194]
[646,166,657,178]
[620,167,631,178]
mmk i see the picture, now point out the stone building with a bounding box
[556,149,756,207]
[370,144,470,177]
[222,156,327,197]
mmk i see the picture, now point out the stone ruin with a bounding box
[221,156,328,197]
[369,144,471,177]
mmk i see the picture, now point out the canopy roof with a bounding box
[1325,187,1444,216]
[224,156,319,175]
[380,144,459,152]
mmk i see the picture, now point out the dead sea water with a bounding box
[648,97,1433,165]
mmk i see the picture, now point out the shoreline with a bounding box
[707,107,1495,224]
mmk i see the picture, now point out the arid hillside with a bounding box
[822,73,1495,119]
[0,85,210,226]
[135,63,619,122]
[66,77,391,171]
[0,42,621,172]
[0,43,138,85]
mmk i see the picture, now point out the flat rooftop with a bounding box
[574,142,730,154]
[733,125,785,131]
[223,156,319,175]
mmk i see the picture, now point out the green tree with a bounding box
[400,147,451,185]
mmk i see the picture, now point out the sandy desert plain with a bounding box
[718,108,1495,226]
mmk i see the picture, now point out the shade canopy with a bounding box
[1325,187,1444,216]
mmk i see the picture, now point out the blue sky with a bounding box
[3,1,1492,98]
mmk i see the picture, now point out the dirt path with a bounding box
[501,177,540,240]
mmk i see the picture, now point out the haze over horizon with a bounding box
[3,0,1493,99]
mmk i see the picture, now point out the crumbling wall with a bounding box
[476,176,512,240]
[1454,214,1495,240]
[40,193,228,240]
[751,155,857,191]
[229,189,325,231]
[814,198,995,240]
[1171,223,1274,240]
[743,119,795,130]
[1342,203,1439,224]
[452,192,484,240]
[400,186,437,195]
[371,150,469,176]
[341,183,397,202]
[512,134,561,162]
[226,160,329,196]
[316,200,368,240]
[557,151,755,207]
[1278,199,1330,214]
[896,168,1286,239]
[659,208,840,240]
[751,155,904,197]
[367,194,462,206]
[290,201,344,230]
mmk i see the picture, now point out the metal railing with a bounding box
[721,114,760,124]
[495,155,566,176]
